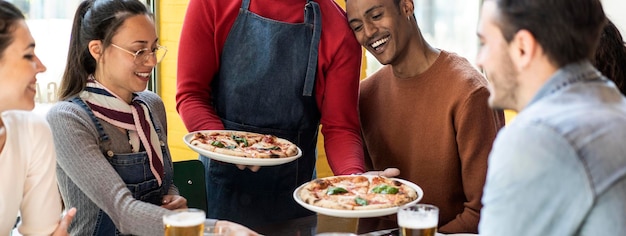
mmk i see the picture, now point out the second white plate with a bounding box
[183,131,302,166]
[293,176,423,218]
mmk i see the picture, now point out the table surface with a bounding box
[254,214,357,236]
[253,214,477,236]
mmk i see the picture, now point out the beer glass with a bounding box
[397,204,439,236]
[163,208,206,236]
[203,225,230,236]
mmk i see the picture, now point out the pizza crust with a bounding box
[190,140,217,152]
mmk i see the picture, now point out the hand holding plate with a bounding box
[363,167,400,178]
[236,164,261,172]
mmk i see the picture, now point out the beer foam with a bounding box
[397,215,437,229]
[163,211,205,227]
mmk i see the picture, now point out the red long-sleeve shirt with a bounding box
[176,0,365,175]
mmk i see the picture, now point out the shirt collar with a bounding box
[527,60,604,107]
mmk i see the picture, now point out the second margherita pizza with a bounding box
[298,175,418,210]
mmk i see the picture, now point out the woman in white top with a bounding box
[0,1,75,235]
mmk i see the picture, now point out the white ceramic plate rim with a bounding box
[293,175,424,218]
[183,130,302,166]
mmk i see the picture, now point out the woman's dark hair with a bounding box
[0,1,25,59]
[493,0,606,67]
[58,0,149,100]
[593,20,626,95]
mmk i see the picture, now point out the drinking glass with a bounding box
[163,208,206,236]
[203,224,230,236]
[397,204,439,236]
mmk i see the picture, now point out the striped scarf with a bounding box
[80,78,164,185]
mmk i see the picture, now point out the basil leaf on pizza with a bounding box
[355,196,368,206]
[327,187,348,195]
[210,140,224,148]
[231,135,248,147]
[372,185,399,194]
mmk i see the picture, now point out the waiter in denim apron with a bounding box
[202,0,322,227]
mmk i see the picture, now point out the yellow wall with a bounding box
[504,110,516,124]
[156,0,197,161]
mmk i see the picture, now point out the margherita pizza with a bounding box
[298,175,418,210]
[189,130,298,158]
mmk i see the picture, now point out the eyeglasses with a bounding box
[110,43,168,65]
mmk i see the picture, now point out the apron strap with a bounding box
[241,0,251,10]
[302,0,322,96]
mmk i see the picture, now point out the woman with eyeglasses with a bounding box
[0,1,76,235]
[47,0,258,235]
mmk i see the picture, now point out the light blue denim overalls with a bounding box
[72,97,173,236]
[202,0,322,228]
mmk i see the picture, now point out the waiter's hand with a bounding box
[236,165,261,172]
[215,220,261,236]
[363,168,400,177]
[161,195,187,210]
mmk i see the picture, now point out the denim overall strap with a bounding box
[303,0,321,96]
[207,0,322,228]
[71,97,170,236]
[70,97,111,153]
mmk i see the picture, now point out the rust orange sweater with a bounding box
[359,51,505,233]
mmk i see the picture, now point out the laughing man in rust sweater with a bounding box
[346,0,505,233]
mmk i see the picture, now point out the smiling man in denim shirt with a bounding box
[475,0,626,235]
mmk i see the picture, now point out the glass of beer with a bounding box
[203,224,230,236]
[163,208,206,236]
[397,204,439,236]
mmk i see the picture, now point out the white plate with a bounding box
[183,130,302,166]
[293,175,423,218]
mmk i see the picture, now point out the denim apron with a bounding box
[71,97,172,236]
[204,0,322,228]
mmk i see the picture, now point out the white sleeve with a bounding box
[18,113,63,235]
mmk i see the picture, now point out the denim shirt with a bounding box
[479,61,626,235]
